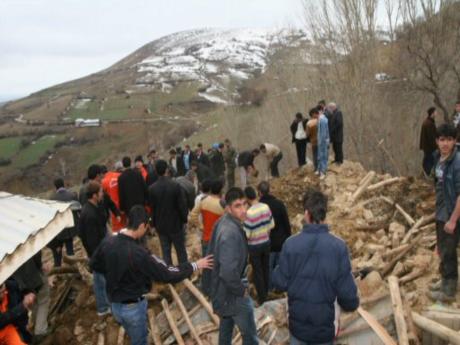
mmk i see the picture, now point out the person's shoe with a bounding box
[314,170,320,175]
[427,279,457,302]
[427,289,456,302]
[97,309,111,317]
[320,173,326,180]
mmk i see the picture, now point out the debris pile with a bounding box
[40,160,460,344]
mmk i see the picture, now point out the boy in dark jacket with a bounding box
[272,188,359,344]
[419,107,438,175]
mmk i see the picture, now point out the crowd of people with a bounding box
[5,99,460,345]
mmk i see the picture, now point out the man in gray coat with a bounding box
[207,187,258,345]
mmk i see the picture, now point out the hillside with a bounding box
[0,28,310,194]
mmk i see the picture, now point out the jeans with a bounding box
[51,238,75,267]
[249,246,270,304]
[269,252,280,290]
[312,146,318,171]
[317,142,329,174]
[93,271,111,314]
[218,296,258,345]
[332,141,343,164]
[423,151,435,175]
[112,299,148,345]
[290,334,333,345]
[158,229,188,265]
[270,153,283,177]
[294,139,307,167]
[436,221,460,281]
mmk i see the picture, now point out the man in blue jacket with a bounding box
[272,188,359,345]
[428,124,460,301]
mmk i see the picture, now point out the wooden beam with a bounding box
[387,276,410,345]
[401,216,425,244]
[351,171,376,202]
[168,284,204,345]
[381,235,422,277]
[183,279,220,326]
[412,311,460,345]
[367,177,404,191]
[161,299,185,345]
[147,309,162,345]
[395,204,415,226]
[402,296,420,345]
[399,267,427,285]
[357,307,398,345]
[382,244,410,260]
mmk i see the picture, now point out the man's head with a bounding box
[295,112,303,120]
[155,159,168,177]
[257,181,270,197]
[169,149,177,157]
[252,148,260,156]
[127,205,150,238]
[436,124,457,157]
[54,177,64,190]
[455,100,460,113]
[134,155,144,169]
[148,149,157,162]
[87,164,102,182]
[86,181,103,203]
[114,161,123,172]
[210,179,224,196]
[259,144,267,154]
[427,107,437,118]
[197,143,203,151]
[218,143,224,152]
[122,156,131,169]
[190,160,198,172]
[244,186,257,204]
[224,139,232,147]
[327,102,337,113]
[309,107,320,119]
[201,179,212,194]
[318,100,326,111]
[303,188,328,224]
[184,144,191,152]
[225,187,247,222]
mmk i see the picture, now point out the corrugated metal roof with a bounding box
[0,191,74,285]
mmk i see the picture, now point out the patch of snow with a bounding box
[74,98,91,109]
[198,92,228,104]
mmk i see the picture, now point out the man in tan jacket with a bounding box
[260,143,283,179]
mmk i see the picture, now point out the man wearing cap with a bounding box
[118,156,147,216]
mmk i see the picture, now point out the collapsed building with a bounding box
[3,161,460,345]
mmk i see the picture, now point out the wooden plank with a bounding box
[148,309,162,345]
[161,299,185,345]
[387,276,410,345]
[357,307,398,345]
[183,279,220,326]
[351,171,376,202]
[117,327,125,345]
[395,204,415,226]
[168,284,204,345]
[367,177,404,191]
[412,311,460,345]
[381,235,422,277]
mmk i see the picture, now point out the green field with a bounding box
[0,136,24,159]
[12,135,65,169]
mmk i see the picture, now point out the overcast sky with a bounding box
[0,0,303,101]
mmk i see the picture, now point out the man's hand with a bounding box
[116,216,122,223]
[196,255,214,270]
[42,262,52,275]
[444,220,457,234]
[23,293,36,310]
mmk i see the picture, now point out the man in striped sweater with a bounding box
[244,186,274,305]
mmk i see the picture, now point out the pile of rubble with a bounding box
[39,160,460,345]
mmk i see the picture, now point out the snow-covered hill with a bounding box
[129,28,308,103]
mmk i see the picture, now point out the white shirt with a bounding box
[295,121,307,140]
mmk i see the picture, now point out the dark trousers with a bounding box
[51,238,74,267]
[249,245,270,304]
[436,221,460,281]
[312,145,318,171]
[294,139,307,167]
[332,141,343,164]
[270,152,283,177]
[158,229,188,265]
[226,168,235,189]
[423,151,435,175]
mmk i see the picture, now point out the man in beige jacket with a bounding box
[259,143,283,179]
